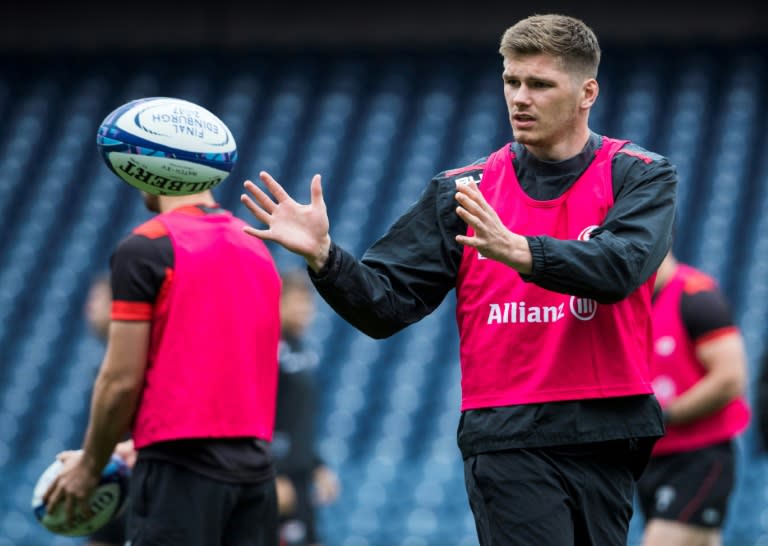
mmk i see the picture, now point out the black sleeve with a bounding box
[680,288,736,342]
[110,234,173,304]
[523,147,677,303]
[309,176,464,339]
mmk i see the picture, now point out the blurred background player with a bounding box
[274,269,340,546]
[43,188,283,546]
[84,274,111,341]
[638,250,750,546]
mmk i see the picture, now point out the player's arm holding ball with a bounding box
[43,311,149,522]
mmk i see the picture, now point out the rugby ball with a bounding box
[31,453,130,537]
[96,96,237,196]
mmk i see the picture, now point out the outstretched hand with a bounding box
[454,180,532,274]
[241,172,332,272]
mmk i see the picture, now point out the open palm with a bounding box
[241,171,332,271]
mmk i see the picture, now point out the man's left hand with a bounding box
[41,450,101,524]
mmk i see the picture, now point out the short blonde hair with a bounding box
[499,14,601,79]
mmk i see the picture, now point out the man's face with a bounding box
[502,53,594,158]
[84,280,111,341]
[280,288,315,338]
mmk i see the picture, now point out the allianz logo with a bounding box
[487,297,597,324]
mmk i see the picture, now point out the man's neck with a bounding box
[524,126,592,162]
[158,192,216,213]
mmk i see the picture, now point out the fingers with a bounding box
[242,225,273,240]
[258,171,291,202]
[310,174,324,208]
[455,181,499,235]
[455,179,481,196]
[455,233,478,248]
[455,183,486,216]
[243,179,278,214]
[64,494,74,524]
[46,485,91,524]
[240,193,273,226]
[42,479,60,511]
[56,450,78,463]
[79,496,93,520]
[62,493,91,524]
[455,183,483,248]
[455,205,481,231]
[43,485,93,525]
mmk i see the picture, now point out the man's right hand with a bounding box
[241,172,332,272]
[114,439,137,468]
[275,475,297,516]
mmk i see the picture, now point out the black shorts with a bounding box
[127,458,279,546]
[637,440,735,529]
[463,439,655,546]
[87,509,126,545]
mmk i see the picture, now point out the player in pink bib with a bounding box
[638,251,749,546]
[45,189,282,546]
[241,14,678,546]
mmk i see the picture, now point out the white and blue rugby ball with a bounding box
[31,452,130,537]
[96,96,237,196]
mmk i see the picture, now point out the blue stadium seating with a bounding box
[0,43,766,545]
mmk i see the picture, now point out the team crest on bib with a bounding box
[569,296,597,320]
[578,225,599,241]
[569,226,600,319]
[654,336,676,356]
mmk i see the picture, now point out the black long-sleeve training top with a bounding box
[309,132,678,459]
